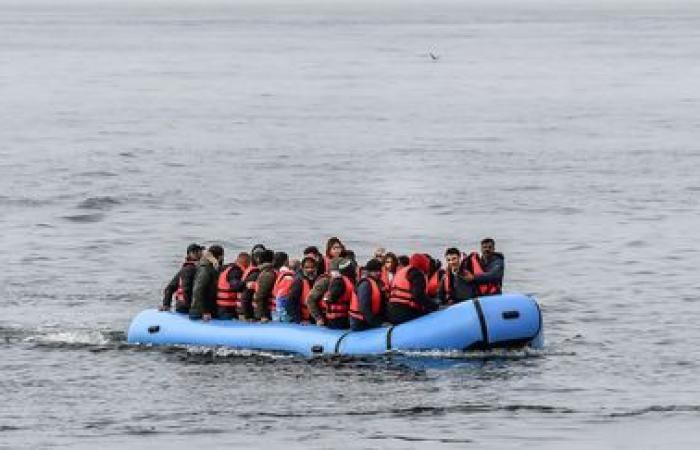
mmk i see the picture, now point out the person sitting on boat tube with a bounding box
[321,258,357,329]
[386,253,438,324]
[349,259,387,331]
[189,245,224,321]
[438,247,477,305]
[160,243,203,314]
[286,256,318,323]
[253,250,278,322]
[215,252,250,320]
[460,238,504,297]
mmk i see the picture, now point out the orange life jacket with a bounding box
[216,263,243,309]
[273,268,296,299]
[321,275,354,320]
[174,260,196,306]
[388,266,428,311]
[470,253,501,296]
[380,268,394,294]
[426,269,444,298]
[300,277,313,322]
[442,270,453,302]
[349,277,383,322]
[242,265,260,292]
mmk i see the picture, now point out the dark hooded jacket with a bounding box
[189,253,221,317]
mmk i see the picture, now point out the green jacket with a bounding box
[253,263,276,320]
[306,274,331,321]
[190,254,221,316]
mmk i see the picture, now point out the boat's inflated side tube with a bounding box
[127,293,543,356]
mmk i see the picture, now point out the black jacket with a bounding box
[190,255,220,316]
[162,260,198,310]
[354,276,385,327]
[462,252,504,292]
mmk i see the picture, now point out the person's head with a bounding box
[259,249,275,265]
[338,258,356,279]
[303,245,321,258]
[344,249,357,263]
[398,255,410,268]
[373,247,386,259]
[272,251,289,269]
[301,256,318,279]
[288,258,301,272]
[409,253,430,275]
[444,247,461,271]
[236,252,251,269]
[208,245,224,264]
[251,244,266,266]
[365,258,383,279]
[186,243,204,261]
[481,238,496,259]
[325,237,345,259]
[383,252,398,273]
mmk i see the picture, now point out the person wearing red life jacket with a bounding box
[438,247,478,305]
[380,252,399,293]
[252,249,277,322]
[426,254,445,299]
[190,245,224,321]
[386,253,438,324]
[306,259,336,326]
[161,243,203,313]
[321,258,356,329]
[349,259,387,331]
[215,252,250,319]
[237,244,265,321]
[303,245,324,278]
[286,256,318,323]
[461,238,504,296]
[397,254,410,269]
[323,237,345,274]
[272,257,300,323]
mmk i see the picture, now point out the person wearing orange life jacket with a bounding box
[272,257,300,323]
[238,244,265,321]
[461,238,504,296]
[323,237,345,274]
[349,259,387,331]
[161,243,204,313]
[438,247,477,305]
[215,252,250,319]
[425,254,445,299]
[253,250,280,322]
[286,256,318,323]
[321,258,356,329]
[380,252,399,293]
[386,253,438,325]
[306,259,336,326]
[303,246,324,278]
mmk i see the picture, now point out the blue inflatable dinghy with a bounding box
[127,293,543,357]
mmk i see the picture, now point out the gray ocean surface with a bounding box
[1,0,699,448]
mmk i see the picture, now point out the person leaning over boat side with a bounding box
[349,259,387,331]
[189,245,224,321]
[238,244,265,321]
[438,247,477,305]
[286,256,318,323]
[253,249,277,322]
[321,258,356,329]
[324,237,345,274]
[215,252,250,320]
[386,253,438,324]
[461,238,504,296]
[160,243,204,313]
[306,259,336,326]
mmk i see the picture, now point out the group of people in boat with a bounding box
[160,237,505,331]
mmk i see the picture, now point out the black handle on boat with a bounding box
[502,310,520,320]
[148,325,160,334]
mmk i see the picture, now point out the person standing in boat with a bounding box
[253,249,277,322]
[349,259,387,331]
[323,237,345,274]
[438,247,477,304]
[286,256,318,323]
[461,238,504,296]
[386,253,438,324]
[160,243,204,313]
[215,252,250,320]
[321,258,356,329]
[189,245,224,321]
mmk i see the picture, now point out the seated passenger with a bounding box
[461,238,505,296]
[190,245,224,321]
[306,259,335,326]
[380,252,399,293]
[286,256,318,323]
[349,259,387,331]
[161,243,203,313]
[397,254,410,269]
[252,249,277,322]
[323,237,345,274]
[373,247,386,259]
[238,245,265,321]
[386,253,438,324]
[215,252,250,319]
[321,258,356,329]
[439,247,477,304]
[425,254,445,299]
[303,245,324,277]
[272,257,300,323]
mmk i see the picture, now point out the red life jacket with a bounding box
[388,266,428,311]
[380,268,394,294]
[242,265,260,292]
[300,277,313,322]
[442,270,453,303]
[349,277,383,322]
[216,263,243,310]
[426,269,444,298]
[174,260,196,306]
[323,256,332,274]
[470,253,501,296]
[322,275,354,320]
[273,268,296,299]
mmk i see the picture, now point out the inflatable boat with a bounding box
[127,293,543,357]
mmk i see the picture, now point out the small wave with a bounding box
[62,213,104,223]
[76,170,118,177]
[76,196,121,210]
[609,405,700,418]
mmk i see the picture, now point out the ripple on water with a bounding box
[76,196,121,210]
[62,213,104,223]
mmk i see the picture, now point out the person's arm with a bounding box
[472,258,504,284]
[409,269,437,312]
[437,272,449,305]
[180,265,196,307]
[161,269,180,309]
[307,276,329,323]
[253,270,275,321]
